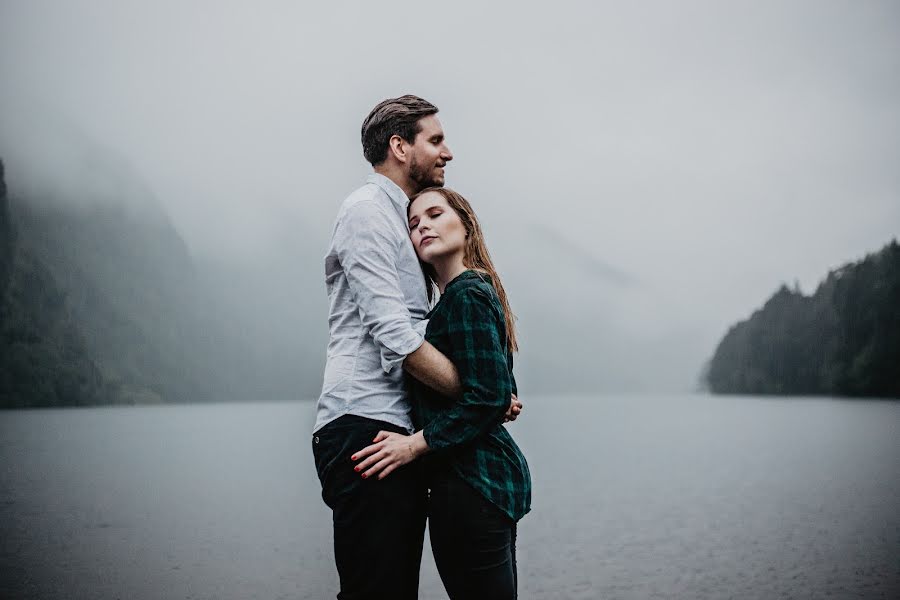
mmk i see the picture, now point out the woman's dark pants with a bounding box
[312,415,427,600]
[428,470,518,600]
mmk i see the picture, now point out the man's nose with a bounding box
[441,145,453,161]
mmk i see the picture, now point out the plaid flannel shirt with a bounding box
[412,270,531,522]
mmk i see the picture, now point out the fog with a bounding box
[1,0,898,395]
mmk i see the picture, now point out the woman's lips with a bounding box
[419,236,437,248]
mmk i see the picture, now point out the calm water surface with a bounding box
[1,394,898,599]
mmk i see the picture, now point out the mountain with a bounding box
[705,240,900,398]
[0,159,109,406]
[0,150,321,408]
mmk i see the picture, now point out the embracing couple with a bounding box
[312,95,531,600]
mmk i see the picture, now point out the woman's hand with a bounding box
[504,393,522,422]
[351,430,430,480]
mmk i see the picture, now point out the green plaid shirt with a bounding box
[412,270,531,522]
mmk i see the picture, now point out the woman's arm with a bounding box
[422,285,512,451]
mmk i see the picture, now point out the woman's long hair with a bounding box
[410,187,519,353]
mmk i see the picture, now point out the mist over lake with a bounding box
[2,394,898,599]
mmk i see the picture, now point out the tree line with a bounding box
[706,239,900,398]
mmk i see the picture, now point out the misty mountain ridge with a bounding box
[0,143,325,407]
[5,132,894,407]
[1,157,108,406]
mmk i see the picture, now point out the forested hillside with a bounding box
[706,240,900,398]
[0,157,316,408]
[0,160,108,406]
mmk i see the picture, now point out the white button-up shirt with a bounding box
[314,173,429,433]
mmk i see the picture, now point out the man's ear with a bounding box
[388,135,408,163]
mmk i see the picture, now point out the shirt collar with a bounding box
[445,269,491,292]
[366,172,410,214]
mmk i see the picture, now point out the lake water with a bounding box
[1,394,898,599]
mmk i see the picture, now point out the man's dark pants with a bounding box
[313,414,427,600]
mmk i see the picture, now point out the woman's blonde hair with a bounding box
[409,187,518,353]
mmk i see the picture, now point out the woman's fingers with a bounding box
[377,463,398,480]
[504,395,523,422]
[350,431,415,480]
[351,443,383,473]
[350,440,383,463]
[362,456,392,479]
[351,432,405,474]
[351,431,399,463]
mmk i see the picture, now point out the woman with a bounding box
[352,187,531,599]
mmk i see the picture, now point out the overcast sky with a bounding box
[1,0,898,392]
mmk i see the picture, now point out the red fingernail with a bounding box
[354,466,360,472]
[361,473,368,479]
[351,455,357,461]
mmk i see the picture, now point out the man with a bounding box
[312,95,519,599]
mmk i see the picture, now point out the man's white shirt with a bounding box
[314,173,429,433]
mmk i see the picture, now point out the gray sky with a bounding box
[2,0,898,392]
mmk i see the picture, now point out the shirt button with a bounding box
[314,436,320,444]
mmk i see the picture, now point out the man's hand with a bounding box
[351,430,429,480]
[504,393,522,423]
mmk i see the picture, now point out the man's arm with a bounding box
[403,341,460,398]
[335,200,424,372]
[404,340,521,420]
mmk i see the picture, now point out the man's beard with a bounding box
[409,154,444,192]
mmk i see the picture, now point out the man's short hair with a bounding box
[361,95,439,166]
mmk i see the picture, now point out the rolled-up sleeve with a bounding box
[423,286,511,452]
[335,200,424,373]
